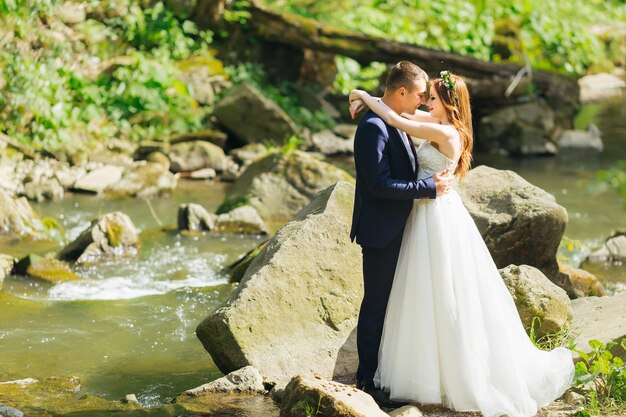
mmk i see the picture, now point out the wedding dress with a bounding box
[374,141,574,417]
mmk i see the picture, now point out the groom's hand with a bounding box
[433,168,454,196]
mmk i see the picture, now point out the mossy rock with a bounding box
[218,150,354,227]
[0,376,141,416]
[14,254,80,284]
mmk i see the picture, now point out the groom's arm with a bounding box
[355,120,436,200]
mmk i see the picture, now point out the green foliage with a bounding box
[0,1,213,149]
[261,0,626,77]
[279,135,304,155]
[573,338,626,414]
[292,393,323,417]
[216,195,250,215]
[223,0,252,25]
[528,317,576,351]
[225,62,334,131]
[587,161,626,209]
[334,58,387,95]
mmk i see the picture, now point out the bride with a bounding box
[348,72,574,417]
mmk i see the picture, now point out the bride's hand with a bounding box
[350,99,366,119]
[349,89,365,103]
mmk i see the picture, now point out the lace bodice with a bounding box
[416,141,457,180]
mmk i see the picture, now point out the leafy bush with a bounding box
[573,338,626,415]
[261,0,626,77]
[0,0,213,149]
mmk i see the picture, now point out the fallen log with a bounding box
[193,0,579,124]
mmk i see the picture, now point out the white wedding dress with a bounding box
[374,141,574,417]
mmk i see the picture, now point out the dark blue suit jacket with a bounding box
[350,110,436,249]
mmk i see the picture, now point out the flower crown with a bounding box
[440,70,459,105]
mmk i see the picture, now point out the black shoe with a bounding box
[362,385,408,409]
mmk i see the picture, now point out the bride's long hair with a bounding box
[432,74,473,178]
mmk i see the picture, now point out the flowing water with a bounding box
[0,98,624,415]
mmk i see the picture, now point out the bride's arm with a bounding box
[349,89,458,148]
[401,109,441,124]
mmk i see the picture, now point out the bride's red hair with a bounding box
[432,74,473,178]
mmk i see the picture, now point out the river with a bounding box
[0,97,624,414]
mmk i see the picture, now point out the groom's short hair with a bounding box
[385,61,428,93]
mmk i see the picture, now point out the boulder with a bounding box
[457,166,572,296]
[169,129,228,149]
[169,140,227,173]
[213,83,299,145]
[310,130,354,156]
[585,235,626,265]
[72,165,124,194]
[13,255,80,284]
[104,162,177,198]
[0,188,45,239]
[0,376,139,416]
[499,265,573,336]
[333,124,358,140]
[0,403,25,417]
[578,72,626,103]
[133,141,170,161]
[229,143,268,166]
[215,206,267,235]
[184,366,265,395]
[389,405,424,417]
[478,100,557,156]
[22,177,64,202]
[197,181,361,383]
[218,150,354,226]
[558,262,607,297]
[557,127,603,152]
[146,152,171,171]
[177,203,215,231]
[570,293,626,361]
[189,168,216,180]
[57,212,139,263]
[280,375,387,417]
[177,53,226,105]
[0,254,14,290]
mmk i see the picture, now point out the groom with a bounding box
[350,61,452,406]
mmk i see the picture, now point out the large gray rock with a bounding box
[177,203,215,231]
[280,375,387,417]
[215,205,267,235]
[0,402,25,417]
[184,366,265,395]
[197,181,361,384]
[218,150,354,226]
[570,293,626,361]
[557,127,603,152]
[585,234,626,265]
[169,140,227,173]
[104,162,177,198]
[310,130,354,156]
[0,188,45,239]
[478,100,557,156]
[578,72,626,103]
[213,83,299,145]
[72,165,124,194]
[457,166,572,296]
[499,265,573,337]
[0,254,15,290]
[57,212,139,263]
[558,262,607,297]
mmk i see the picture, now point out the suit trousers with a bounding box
[356,230,404,388]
